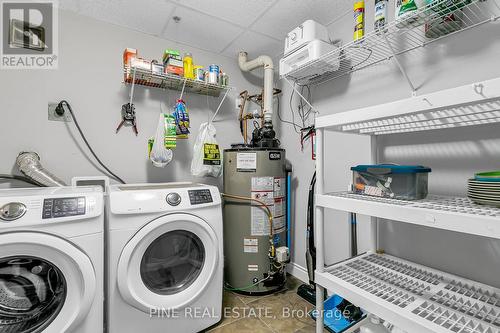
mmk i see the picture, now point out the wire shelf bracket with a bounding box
[381,32,417,96]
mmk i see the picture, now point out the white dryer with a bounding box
[106,183,223,333]
[0,186,104,333]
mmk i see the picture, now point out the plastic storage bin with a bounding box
[351,164,431,200]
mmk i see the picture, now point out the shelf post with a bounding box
[382,32,417,96]
[370,135,379,252]
[210,88,231,123]
[315,128,325,333]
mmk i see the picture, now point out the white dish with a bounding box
[470,197,500,207]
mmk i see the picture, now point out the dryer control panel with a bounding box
[43,197,86,219]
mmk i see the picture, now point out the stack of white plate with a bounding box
[468,171,500,207]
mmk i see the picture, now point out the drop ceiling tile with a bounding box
[222,31,283,60]
[162,6,243,53]
[251,0,353,40]
[169,0,276,27]
[61,0,176,36]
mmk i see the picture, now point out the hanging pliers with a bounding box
[116,102,138,135]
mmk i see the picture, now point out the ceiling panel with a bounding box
[169,0,277,27]
[222,31,283,60]
[251,0,353,40]
[162,6,244,53]
[59,0,176,36]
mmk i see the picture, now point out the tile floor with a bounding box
[204,275,328,333]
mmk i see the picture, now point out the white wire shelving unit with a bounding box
[123,65,230,97]
[317,193,500,239]
[316,252,500,333]
[282,0,500,94]
[313,76,500,333]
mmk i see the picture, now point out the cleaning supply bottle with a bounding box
[359,315,391,333]
[374,0,388,31]
[395,0,418,27]
[353,1,365,42]
[183,52,194,79]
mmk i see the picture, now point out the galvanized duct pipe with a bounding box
[16,152,66,187]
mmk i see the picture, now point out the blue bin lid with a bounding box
[351,164,431,174]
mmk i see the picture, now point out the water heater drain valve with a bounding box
[275,246,290,263]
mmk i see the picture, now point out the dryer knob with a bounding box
[0,202,27,221]
[166,193,181,206]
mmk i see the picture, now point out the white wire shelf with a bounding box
[316,252,500,333]
[123,65,230,97]
[315,76,500,134]
[316,192,500,240]
[283,0,500,86]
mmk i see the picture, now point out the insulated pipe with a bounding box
[238,52,274,123]
[16,152,67,187]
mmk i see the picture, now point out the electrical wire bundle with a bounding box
[277,82,314,135]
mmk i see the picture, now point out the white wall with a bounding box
[0,9,261,188]
[280,1,500,288]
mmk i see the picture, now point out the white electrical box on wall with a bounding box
[284,20,330,56]
[280,19,339,78]
[279,39,339,78]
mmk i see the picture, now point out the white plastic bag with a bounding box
[150,113,173,167]
[191,122,222,177]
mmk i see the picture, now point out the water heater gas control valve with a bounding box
[275,246,290,263]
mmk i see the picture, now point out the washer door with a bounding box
[0,232,96,333]
[117,213,218,313]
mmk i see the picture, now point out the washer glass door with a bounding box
[0,256,66,333]
[140,230,205,295]
[117,213,219,312]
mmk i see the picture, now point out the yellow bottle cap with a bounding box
[354,1,365,10]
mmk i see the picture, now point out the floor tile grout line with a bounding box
[207,316,246,332]
[258,316,279,333]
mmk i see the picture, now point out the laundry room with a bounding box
[1,0,500,332]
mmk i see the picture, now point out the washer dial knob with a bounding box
[166,193,181,206]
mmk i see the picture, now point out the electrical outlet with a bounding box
[48,103,72,122]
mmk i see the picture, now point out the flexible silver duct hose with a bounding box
[16,152,67,187]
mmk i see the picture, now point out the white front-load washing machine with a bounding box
[0,186,104,333]
[106,183,223,333]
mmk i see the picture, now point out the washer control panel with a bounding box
[188,189,213,205]
[166,192,181,206]
[42,197,86,219]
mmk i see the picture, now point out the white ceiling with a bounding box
[59,0,352,60]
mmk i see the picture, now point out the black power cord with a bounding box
[0,174,45,187]
[56,100,126,184]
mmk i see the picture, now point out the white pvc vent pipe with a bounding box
[238,52,274,123]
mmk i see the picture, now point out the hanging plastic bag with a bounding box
[191,122,222,177]
[150,113,173,167]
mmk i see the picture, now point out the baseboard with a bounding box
[286,262,309,284]
[287,263,334,296]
